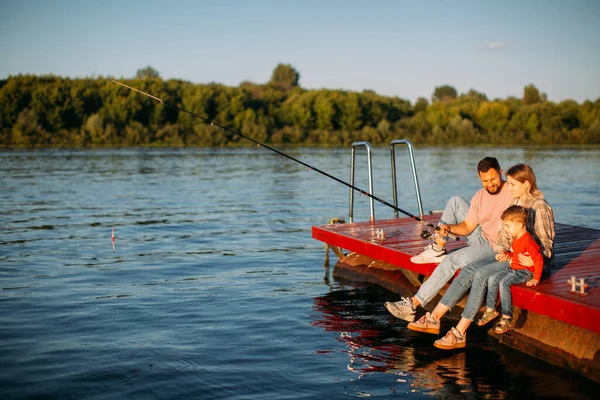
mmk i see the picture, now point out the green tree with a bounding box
[136,66,160,79]
[313,92,334,131]
[269,63,300,91]
[414,97,429,113]
[523,84,541,105]
[432,85,457,102]
[463,89,488,102]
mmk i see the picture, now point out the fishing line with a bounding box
[112,80,455,237]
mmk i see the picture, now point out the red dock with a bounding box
[312,216,600,334]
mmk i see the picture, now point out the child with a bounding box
[476,205,544,334]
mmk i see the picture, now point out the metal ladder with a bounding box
[348,139,424,223]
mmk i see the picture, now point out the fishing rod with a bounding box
[112,80,456,238]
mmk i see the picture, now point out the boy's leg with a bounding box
[485,264,510,310]
[459,261,508,321]
[498,270,534,317]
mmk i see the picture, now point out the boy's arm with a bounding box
[496,251,510,262]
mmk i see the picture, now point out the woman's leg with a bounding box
[415,242,496,307]
[435,263,481,317]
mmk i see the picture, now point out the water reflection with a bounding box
[311,282,598,398]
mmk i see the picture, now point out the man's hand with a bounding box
[438,224,450,237]
[526,278,539,287]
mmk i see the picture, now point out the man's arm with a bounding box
[439,220,478,238]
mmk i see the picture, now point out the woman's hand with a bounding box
[518,253,534,267]
[526,278,539,287]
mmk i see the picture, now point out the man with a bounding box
[384,157,511,322]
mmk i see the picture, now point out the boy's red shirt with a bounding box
[507,231,544,281]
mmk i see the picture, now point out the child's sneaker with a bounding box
[410,244,447,264]
[434,327,466,350]
[384,297,416,322]
[477,309,499,326]
[407,312,440,334]
[494,316,513,334]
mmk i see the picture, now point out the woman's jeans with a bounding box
[414,196,496,307]
[440,260,508,320]
[440,260,510,321]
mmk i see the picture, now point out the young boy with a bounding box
[476,205,544,334]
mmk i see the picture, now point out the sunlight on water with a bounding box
[1,147,599,399]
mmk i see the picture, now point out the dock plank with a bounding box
[312,218,600,334]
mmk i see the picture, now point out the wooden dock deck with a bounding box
[312,216,600,334]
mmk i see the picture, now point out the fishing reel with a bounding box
[421,227,460,241]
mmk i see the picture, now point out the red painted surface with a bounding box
[312,217,600,334]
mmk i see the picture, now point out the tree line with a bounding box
[1,64,599,148]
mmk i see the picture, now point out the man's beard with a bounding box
[485,180,504,195]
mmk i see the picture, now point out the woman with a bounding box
[406,164,555,349]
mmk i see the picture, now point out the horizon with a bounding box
[1,0,599,103]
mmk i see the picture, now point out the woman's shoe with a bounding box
[434,327,466,350]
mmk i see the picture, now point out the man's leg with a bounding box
[387,242,495,322]
[385,196,472,318]
[411,196,484,264]
[437,196,483,244]
[411,196,467,263]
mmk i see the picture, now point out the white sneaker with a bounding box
[410,244,447,264]
[384,297,416,322]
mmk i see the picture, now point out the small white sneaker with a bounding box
[384,297,416,322]
[410,244,447,264]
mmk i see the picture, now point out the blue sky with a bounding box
[1,0,599,103]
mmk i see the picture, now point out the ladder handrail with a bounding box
[349,141,375,223]
[390,139,424,219]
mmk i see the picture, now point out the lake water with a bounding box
[1,146,599,399]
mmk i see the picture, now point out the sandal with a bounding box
[434,327,466,350]
[477,309,499,326]
[494,316,513,334]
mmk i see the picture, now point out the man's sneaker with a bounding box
[434,327,466,350]
[407,312,440,334]
[384,297,416,322]
[410,244,447,264]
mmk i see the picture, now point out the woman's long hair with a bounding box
[506,164,540,195]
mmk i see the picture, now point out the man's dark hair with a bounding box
[477,157,501,174]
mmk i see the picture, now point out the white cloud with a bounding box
[479,42,508,50]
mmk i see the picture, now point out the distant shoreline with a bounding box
[2,75,599,148]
